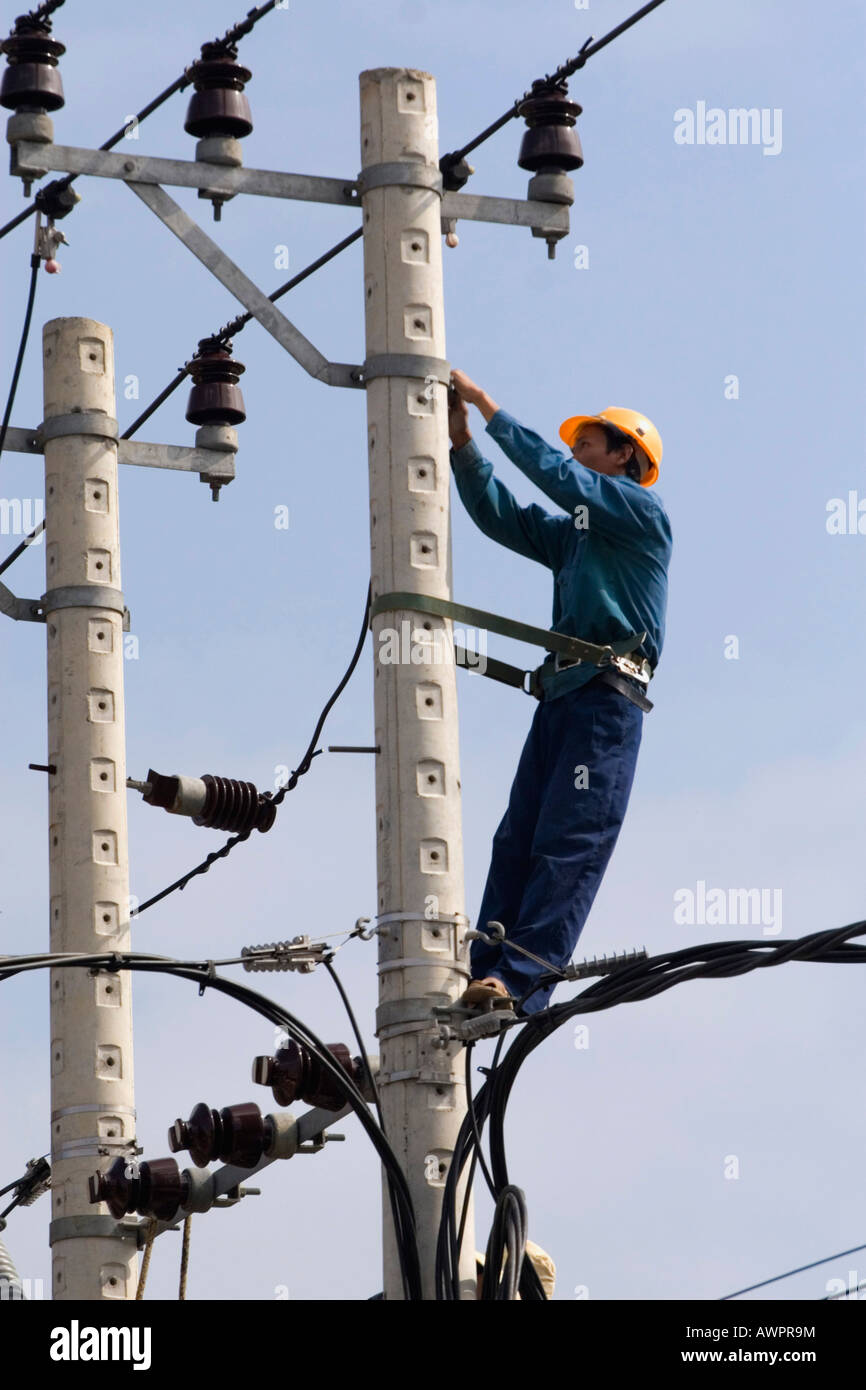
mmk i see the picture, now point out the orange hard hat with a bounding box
[559,407,662,487]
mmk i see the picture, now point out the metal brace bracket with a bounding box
[127,181,364,390]
[0,579,44,624]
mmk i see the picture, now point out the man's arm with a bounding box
[486,409,666,546]
[450,369,667,547]
[449,434,568,571]
[448,388,567,568]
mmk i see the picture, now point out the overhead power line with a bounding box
[721,1239,866,1301]
[122,226,363,440]
[130,0,670,434]
[0,0,279,242]
[130,581,372,919]
[0,0,667,573]
[439,0,668,179]
[0,253,40,466]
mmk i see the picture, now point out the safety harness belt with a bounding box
[369,590,654,712]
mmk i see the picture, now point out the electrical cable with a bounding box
[22,1,66,21]
[479,1185,527,1300]
[0,0,664,563]
[0,2,279,243]
[435,921,866,1299]
[439,0,668,180]
[0,1155,51,1220]
[824,1278,866,1301]
[463,1044,496,1201]
[484,923,866,1203]
[720,1239,866,1301]
[321,953,417,1292]
[0,948,422,1299]
[128,5,665,430]
[323,956,383,1131]
[0,226,363,576]
[131,580,372,919]
[116,6,673,907]
[437,1027,507,1300]
[121,226,362,440]
[0,522,44,577]
[0,254,40,466]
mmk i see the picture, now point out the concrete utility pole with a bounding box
[360,68,475,1300]
[8,51,571,1299]
[44,318,139,1300]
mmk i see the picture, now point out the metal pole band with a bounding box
[378,958,470,976]
[375,909,469,926]
[42,583,126,616]
[41,413,119,441]
[49,1215,135,1245]
[51,1103,137,1120]
[376,997,448,1029]
[356,160,443,195]
[360,353,451,386]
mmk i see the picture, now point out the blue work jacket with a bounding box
[449,409,672,701]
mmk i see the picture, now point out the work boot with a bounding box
[459,976,512,1008]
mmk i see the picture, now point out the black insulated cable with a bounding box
[0,254,40,467]
[0,949,422,1299]
[131,582,372,918]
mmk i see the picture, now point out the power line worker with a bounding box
[447,368,672,1014]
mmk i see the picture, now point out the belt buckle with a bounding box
[610,652,651,686]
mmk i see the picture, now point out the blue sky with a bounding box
[1,0,864,1301]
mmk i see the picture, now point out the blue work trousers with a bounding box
[470,676,644,1014]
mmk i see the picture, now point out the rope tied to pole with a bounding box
[134,1217,158,1299]
[178,1215,192,1300]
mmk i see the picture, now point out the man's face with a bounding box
[571,422,640,479]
